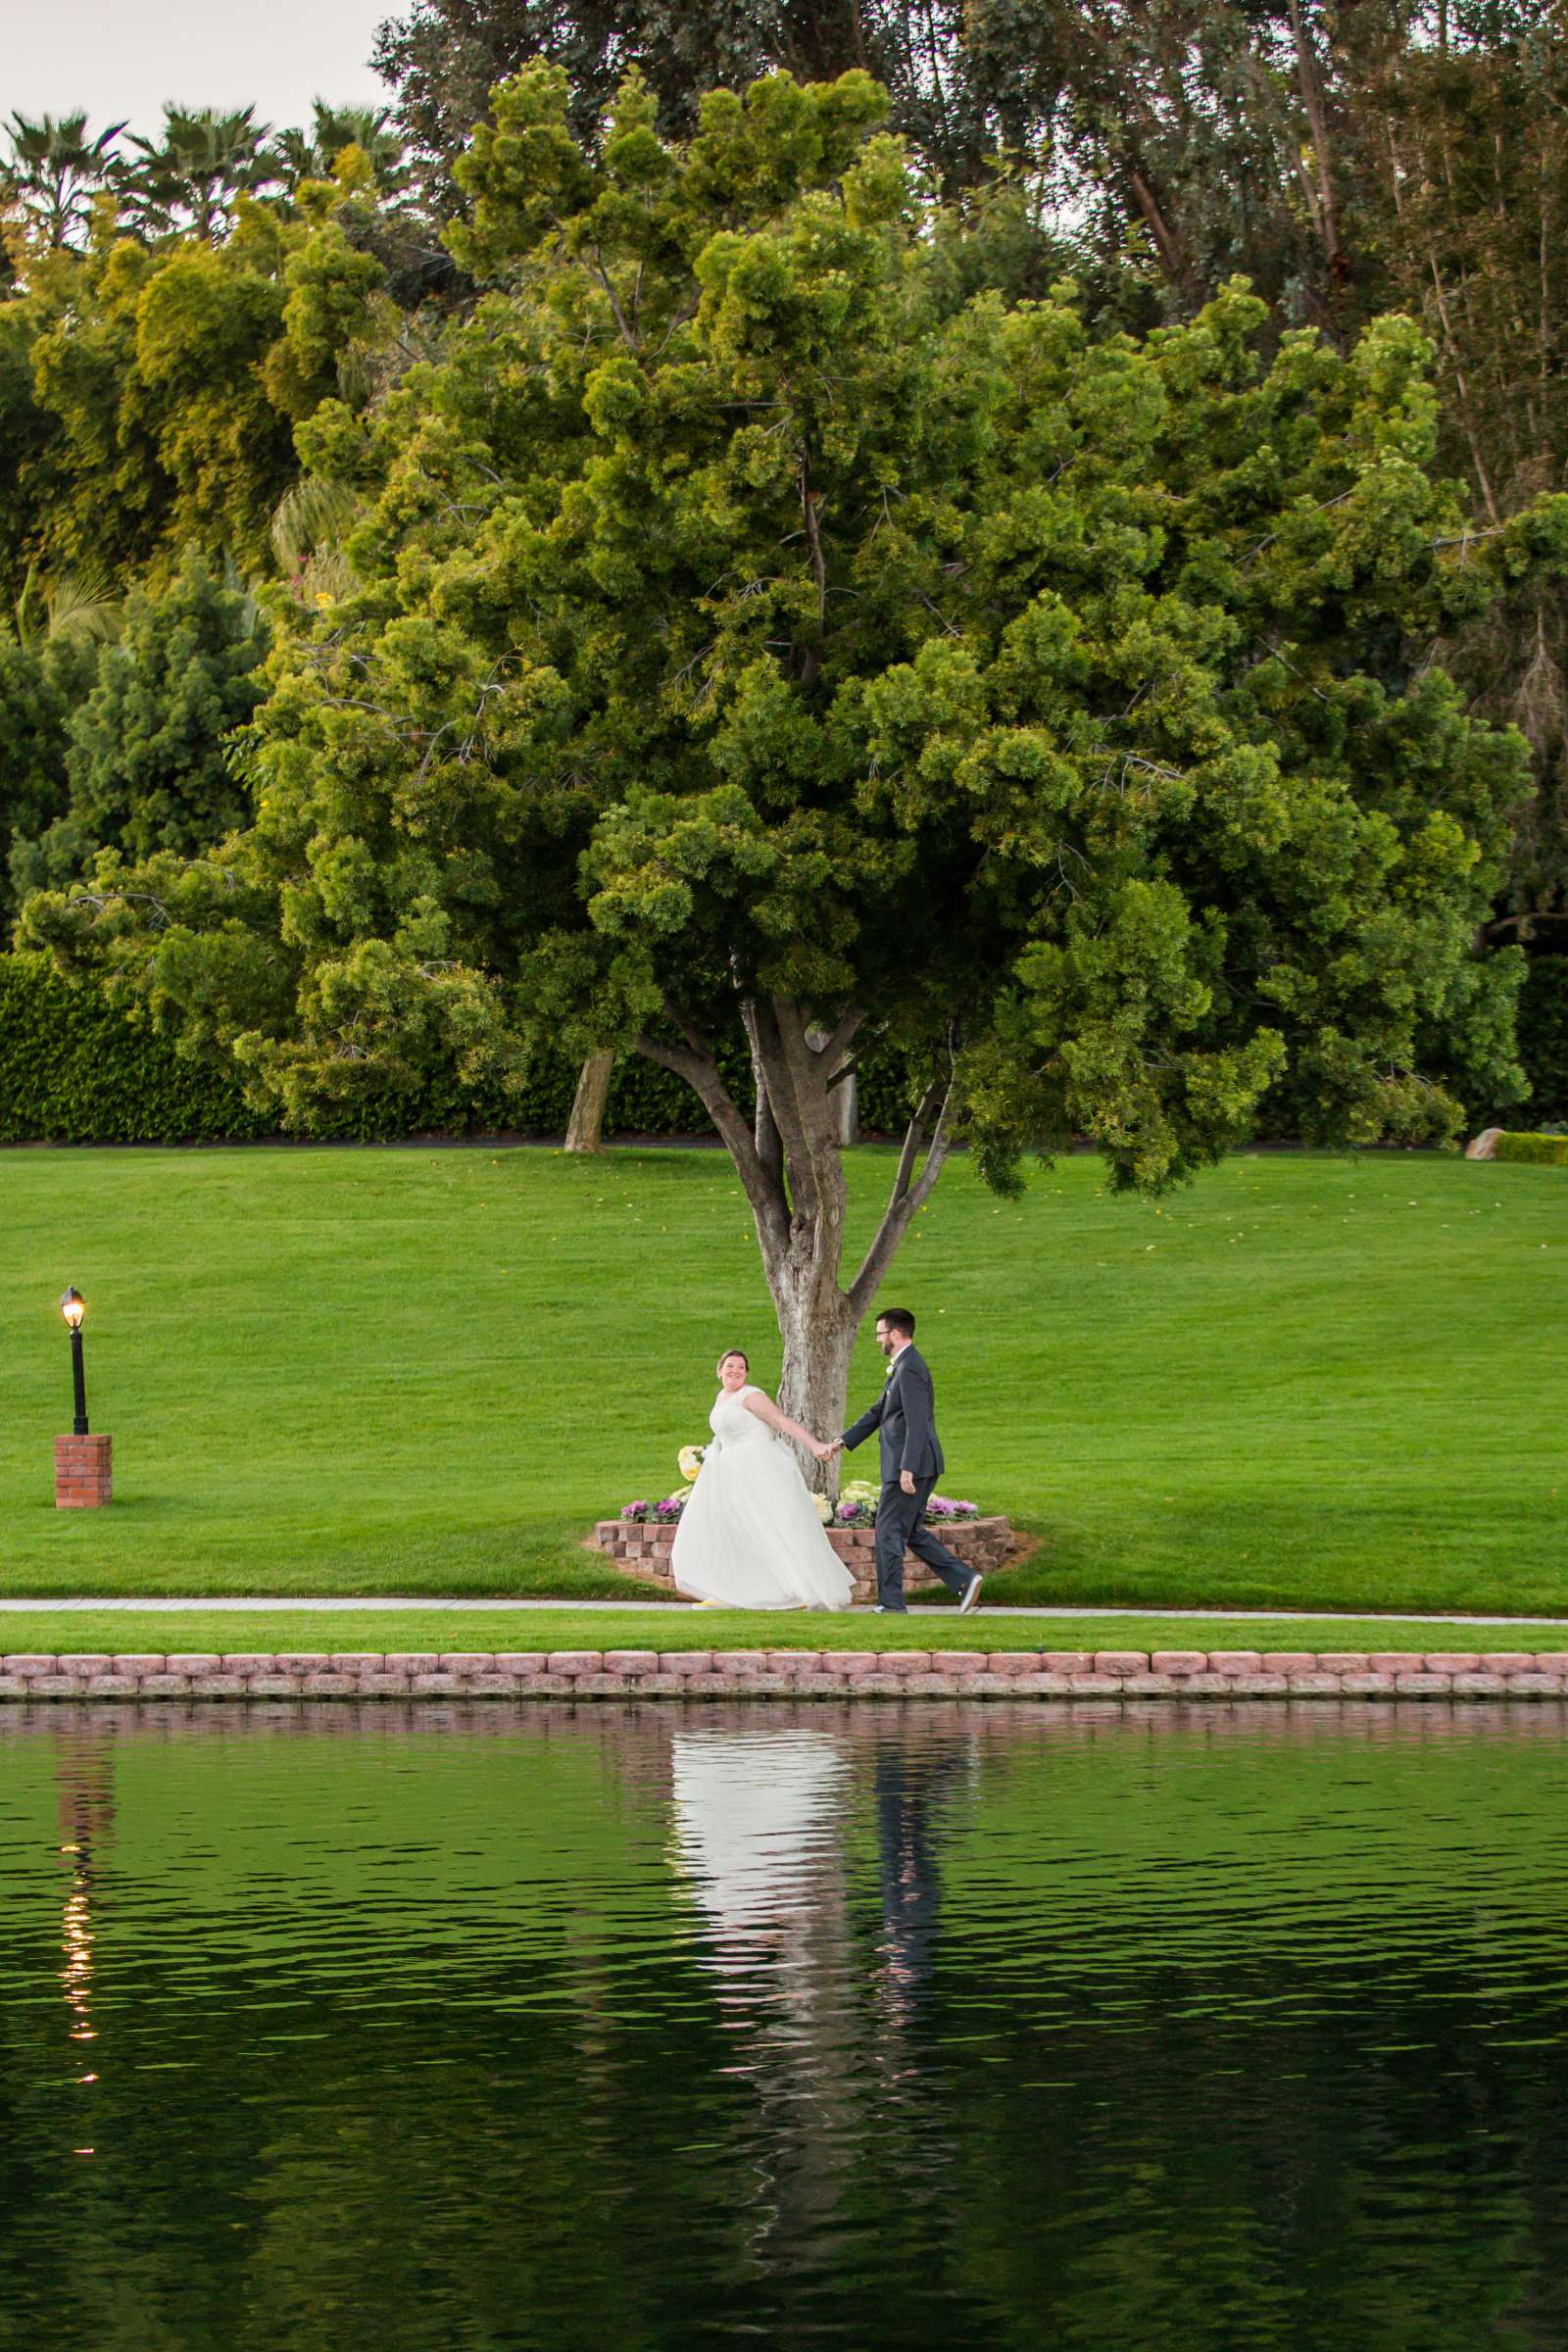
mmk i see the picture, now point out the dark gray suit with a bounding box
[840,1344,970,1612]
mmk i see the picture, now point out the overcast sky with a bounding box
[2,0,396,144]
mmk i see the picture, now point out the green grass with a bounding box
[3,1609,1568,1656]
[1,1141,1562,1612]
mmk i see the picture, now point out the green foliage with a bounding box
[0,629,97,920]
[373,0,989,185]
[9,547,269,900]
[2,198,394,593]
[1516,955,1568,1119]
[1493,1129,1568,1164]
[368,2,1568,925]
[40,70,1539,1199]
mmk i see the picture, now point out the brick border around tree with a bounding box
[589,1514,1023,1601]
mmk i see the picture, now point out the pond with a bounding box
[2,1697,1567,2351]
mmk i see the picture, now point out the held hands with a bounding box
[810,1437,844,1462]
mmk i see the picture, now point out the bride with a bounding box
[672,1350,856,1611]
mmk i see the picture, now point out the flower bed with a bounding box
[618,1477,983,1529]
[603,1449,1015,1601]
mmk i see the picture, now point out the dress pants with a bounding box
[874,1474,970,1612]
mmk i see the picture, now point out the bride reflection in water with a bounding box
[669,1720,974,2252]
[671,1726,859,2248]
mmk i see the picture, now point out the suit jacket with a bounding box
[842,1345,945,1482]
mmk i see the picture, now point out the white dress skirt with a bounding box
[671,1386,855,1611]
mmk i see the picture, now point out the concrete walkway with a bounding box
[3,1595,1568,1627]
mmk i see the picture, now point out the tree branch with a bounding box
[847,1070,953,1315]
[892,1078,945,1204]
[632,1028,785,1250]
[1483,910,1568,934]
[904,1082,956,1216]
[739,997,786,1195]
[814,1005,863,1075]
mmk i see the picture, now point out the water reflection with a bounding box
[871,1740,970,2027]
[55,1734,114,2108]
[0,1698,1564,2352]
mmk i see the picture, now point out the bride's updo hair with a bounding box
[715,1348,749,1377]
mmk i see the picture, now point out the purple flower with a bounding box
[836,1502,858,1522]
[654,1496,684,1521]
[621,1500,650,1520]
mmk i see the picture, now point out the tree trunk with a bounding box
[776,1277,859,1500]
[634,997,956,1494]
[807,1022,860,1146]
[564,1051,614,1152]
[1286,0,1345,285]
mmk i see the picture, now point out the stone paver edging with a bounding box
[4,1647,1568,1701]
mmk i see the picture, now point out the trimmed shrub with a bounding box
[1493,1131,1568,1165]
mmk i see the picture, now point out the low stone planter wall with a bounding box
[591,1514,1021,1600]
[1,1647,1566,1702]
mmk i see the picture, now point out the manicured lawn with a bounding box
[4,1609,1568,1656]
[0,1141,1561,1612]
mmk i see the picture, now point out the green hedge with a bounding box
[1518,956,1568,1123]
[0,954,270,1144]
[0,954,923,1145]
[1493,1130,1568,1165]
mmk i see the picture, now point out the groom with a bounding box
[831,1308,982,1615]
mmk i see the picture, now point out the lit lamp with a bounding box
[62,1289,88,1434]
[55,1288,111,1509]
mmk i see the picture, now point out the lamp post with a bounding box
[61,1289,88,1435]
[54,1289,111,1509]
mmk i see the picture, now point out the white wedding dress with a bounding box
[671,1386,855,1611]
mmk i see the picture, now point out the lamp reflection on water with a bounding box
[55,1735,116,2105]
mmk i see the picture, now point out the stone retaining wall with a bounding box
[591,1514,1021,1600]
[2,1647,1566,1701]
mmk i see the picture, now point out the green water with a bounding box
[1,1698,1566,2350]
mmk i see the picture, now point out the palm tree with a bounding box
[271,102,409,195]
[1,112,125,247]
[121,105,278,241]
[11,561,122,648]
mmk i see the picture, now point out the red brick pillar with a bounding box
[55,1434,112,1508]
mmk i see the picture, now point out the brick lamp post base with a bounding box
[55,1434,112,1508]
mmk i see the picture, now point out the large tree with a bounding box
[24,69,1557,1451]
